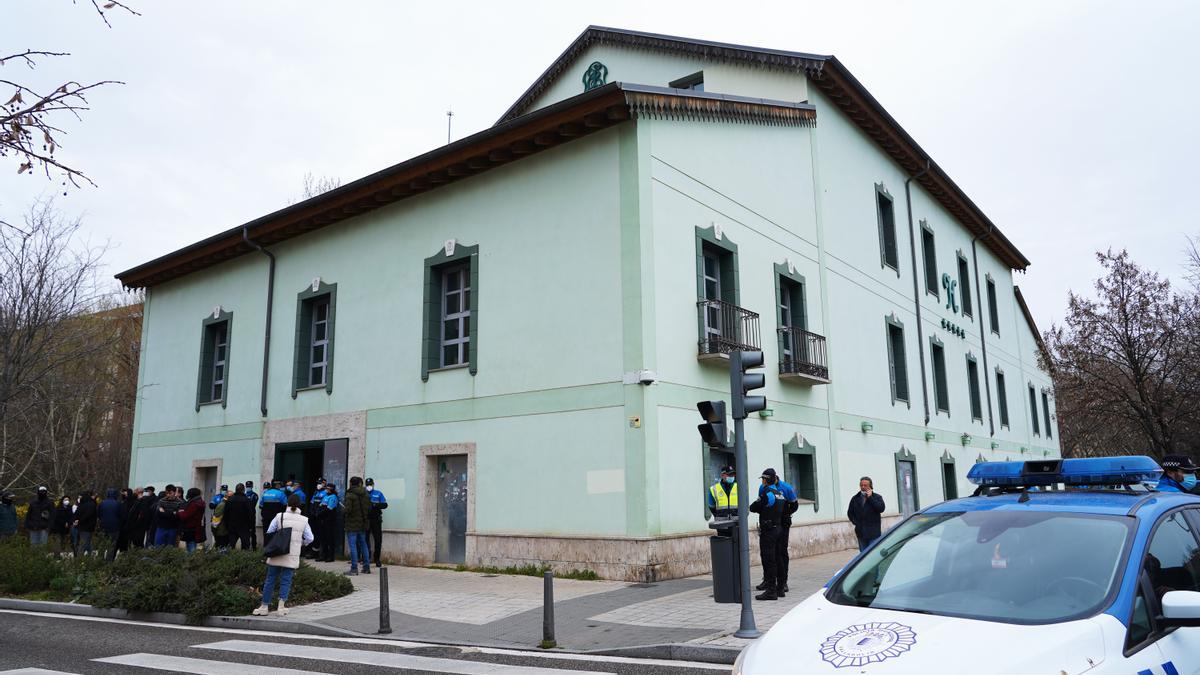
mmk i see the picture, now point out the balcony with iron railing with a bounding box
[696,299,761,361]
[778,326,830,384]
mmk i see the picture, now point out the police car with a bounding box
[733,456,1200,674]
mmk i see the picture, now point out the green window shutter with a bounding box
[293,281,335,397]
[422,243,480,381]
[966,355,982,421]
[1029,385,1040,436]
[958,255,973,318]
[930,338,948,413]
[886,317,909,404]
[996,370,1009,427]
[921,223,937,296]
[196,311,232,410]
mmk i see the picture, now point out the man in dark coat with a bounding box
[223,483,254,550]
[98,488,122,555]
[847,476,886,552]
[25,487,54,547]
[130,486,156,548]
[73,491,98,556]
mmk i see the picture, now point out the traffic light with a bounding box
[731,350,767,419]
[697,400,728,448]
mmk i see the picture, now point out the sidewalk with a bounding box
[272,549,854,656]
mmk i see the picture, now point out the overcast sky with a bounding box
[2,0,1197,331]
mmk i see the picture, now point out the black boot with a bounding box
[755,581,769,590]
[781,583,789,593]
[755,588,778,601]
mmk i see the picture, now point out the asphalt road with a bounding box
[0,610,732,675]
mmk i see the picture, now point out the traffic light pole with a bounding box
[731,351,760,639]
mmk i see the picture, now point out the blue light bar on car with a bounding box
[966,456,1162,487]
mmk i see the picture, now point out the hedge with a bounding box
[0,536,352,623]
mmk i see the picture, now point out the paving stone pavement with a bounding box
[266,550,855,652]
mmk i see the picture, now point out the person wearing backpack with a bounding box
[253,493,314,616]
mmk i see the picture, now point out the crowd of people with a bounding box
[0,476,389,573]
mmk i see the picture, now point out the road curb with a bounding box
[0,598,360,638]
[0,597,743,664]
[582,642,742,665]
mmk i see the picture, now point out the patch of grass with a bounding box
[445,562,600,581]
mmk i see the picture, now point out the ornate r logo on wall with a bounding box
[582,61,608,91]
[942,273,959,314]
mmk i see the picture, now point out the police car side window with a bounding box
[1144,512,1200,598]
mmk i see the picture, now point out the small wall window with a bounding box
[440,264,471,368]
[966,355,982,422]
[886,316,909,404]
[196,310,232,410]
[940,451,958,501]
[1029,384,1040,436]
[876,185,899,273]
[921,222,938,296]
[784,435,819,511]
[422,242,480,381]
[669,71,704,91]
[996,370,1010,428]
[1042,391,1053,439]
[293,281,336,396]
[957,254,973,319]
[987,276,1000,335]
[930,338,949,414]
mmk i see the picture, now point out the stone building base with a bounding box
[374,515,902,582]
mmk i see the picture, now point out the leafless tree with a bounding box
[1043,250,1200,459]
[0,199,113,491]
[294,173,342,202]
[1187,234,1199,290]
[1,1,138,200]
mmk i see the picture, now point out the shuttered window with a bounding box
[876,185,899,272]
[996,370,1010,428]
[886,319,909,404]
[422,243,480,381]
[196,310,232,410]
[292,281,336,397]
[987,277,1000,335]
[966,355,982,422]
[921,224,938,296]
[1029,385,1040,436]
[958,255,973,318]
[931,340,949,413]
[1042,391,1053,439]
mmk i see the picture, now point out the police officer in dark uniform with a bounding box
[244,480,260,549]
[365,478,388,567]
[756,468,799,594]
[748,469,785,600]
[259,480,287,545]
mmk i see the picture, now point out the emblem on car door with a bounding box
[819,622,917,668]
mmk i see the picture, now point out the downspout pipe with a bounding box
[242,226,275,418]
[971,225,997,436]
[904,161,932,425]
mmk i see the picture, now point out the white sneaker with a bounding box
[276,601,288,616]
[252,605,269,616]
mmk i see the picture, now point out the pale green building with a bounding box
[117,27,1059,580]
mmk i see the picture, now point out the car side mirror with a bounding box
[1159,590,1200,628]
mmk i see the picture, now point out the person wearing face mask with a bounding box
[51,495,74,556]
[1156,455,1199,492]
[0,492,17,542]
[304,480,327,559]
[706,465,739,524]
[26,486,53,547]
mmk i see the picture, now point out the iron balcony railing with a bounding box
[697,299,761,356]
[778,326,829,380]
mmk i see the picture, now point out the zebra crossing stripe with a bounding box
[93,653,332,675]
[193,639,618,675]
[0,669,81,675]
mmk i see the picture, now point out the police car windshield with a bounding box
[828,510,1133,624]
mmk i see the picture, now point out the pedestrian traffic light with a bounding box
[731,350,767,419]
[697,400,728,448]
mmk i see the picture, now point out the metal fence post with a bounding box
[378,566,392,634]
[540,570,556,649]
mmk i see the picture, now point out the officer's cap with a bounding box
[219,484,228,491]
[720,465,735,475]
[1162,454,1199,471]
[365,477,374,485]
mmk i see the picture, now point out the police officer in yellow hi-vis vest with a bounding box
[706,465,738,523]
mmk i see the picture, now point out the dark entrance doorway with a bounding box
[274,438,349,556]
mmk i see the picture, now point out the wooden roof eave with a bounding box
[116,85,632,289]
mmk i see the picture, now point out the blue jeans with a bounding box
[346,530,369,571]
[75,530,93,556]
[154,528,178,548]
[29,530,48,547]
[262,565,295,605]
[185,540,198,553]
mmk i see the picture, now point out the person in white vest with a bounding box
[253,493,314,616]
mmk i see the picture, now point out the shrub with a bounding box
[0,536,59,594]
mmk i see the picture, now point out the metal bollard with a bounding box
[378,566,392,634]
[540,570,556,649]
